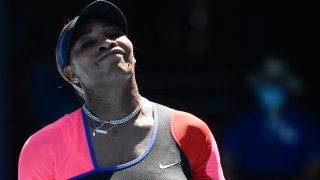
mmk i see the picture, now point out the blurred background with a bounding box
[1,0,320,179]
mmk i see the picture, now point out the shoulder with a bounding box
[19,108,82,174]
[22,108,82,149]
[18,108,83,179]
[171,110,212,143]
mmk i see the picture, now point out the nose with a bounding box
[96,39,118,52]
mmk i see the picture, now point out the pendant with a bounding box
[93,129,108,136]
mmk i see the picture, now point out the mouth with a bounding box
[95,48,126,64]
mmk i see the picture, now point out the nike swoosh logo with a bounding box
[159,161,180,169]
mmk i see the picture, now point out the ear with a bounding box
[64,65,79,84]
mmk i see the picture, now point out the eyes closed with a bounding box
[78,29,124,49]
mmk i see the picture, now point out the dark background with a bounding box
[1,0,319,179]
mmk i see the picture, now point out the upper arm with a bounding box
[18,135,55,180]
[171,111,225,180]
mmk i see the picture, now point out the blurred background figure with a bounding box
[221,55,320,180]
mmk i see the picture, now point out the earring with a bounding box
[72,78,79,84]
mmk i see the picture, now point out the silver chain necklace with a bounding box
[82,104,141,136]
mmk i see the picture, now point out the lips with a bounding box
[95,47,125,64]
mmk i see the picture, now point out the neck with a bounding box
[84,79,140,121]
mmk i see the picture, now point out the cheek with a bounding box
[71,50,95,66]
[69,56,93,79]
[118,36,134,59]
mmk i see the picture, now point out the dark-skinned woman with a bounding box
[18,1,225,179]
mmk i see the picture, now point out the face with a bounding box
[66,19,135,90]
[256,84,288,111]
